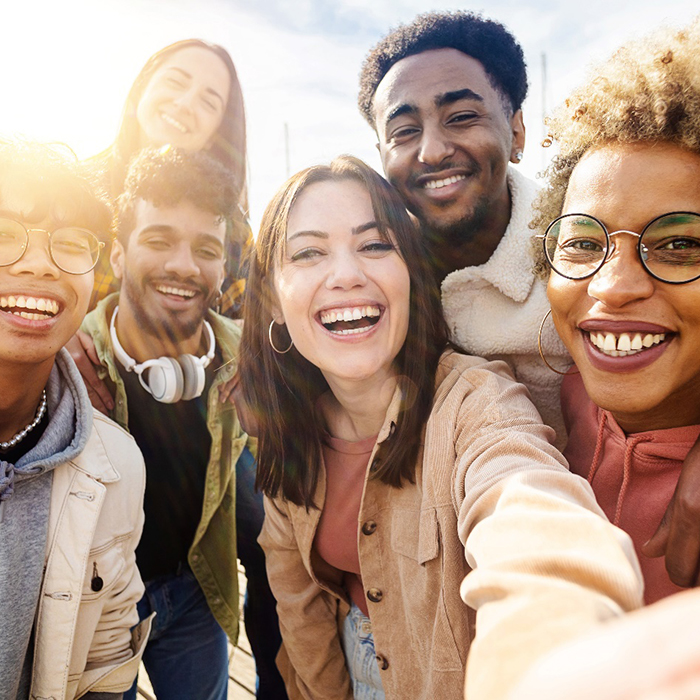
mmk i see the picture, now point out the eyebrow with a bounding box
[385,88,484,125]
[165,67,226,108]
[287,221,379,242]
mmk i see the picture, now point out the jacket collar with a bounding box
[441,167,540,304]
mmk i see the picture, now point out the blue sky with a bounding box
[2,0,698,227]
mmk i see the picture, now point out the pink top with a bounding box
[563,372,700,604]
[314,433,377,617]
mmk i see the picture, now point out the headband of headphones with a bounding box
[110,305,216,402]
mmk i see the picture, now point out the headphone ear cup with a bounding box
[178,354,206,401]
[145,357,184,403]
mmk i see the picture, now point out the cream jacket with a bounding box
[30,411,149,699]
[441,168,570,449]
[260,353,643,700]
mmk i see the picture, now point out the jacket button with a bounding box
[361,521,377,536]
[375,654,389,670]
[367,588,383,603]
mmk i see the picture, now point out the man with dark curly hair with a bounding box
[359,11,569,445]
[79,148,286,700]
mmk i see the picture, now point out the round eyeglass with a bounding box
[0,217,104,275]
[541,211,700,285]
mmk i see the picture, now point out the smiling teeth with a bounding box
[0,295,59,316]
[424,175,466,190]
[320,306,380,325]
[156,285,196,298]
[161,113,187,133]
[588,331,666,357]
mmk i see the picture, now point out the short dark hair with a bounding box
[0,140,111,235]
[358,11,528,126]
[115,147,239,247]
[238,155,449,509]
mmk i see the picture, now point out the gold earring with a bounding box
[268,320,293,354]
[537,309,579,376]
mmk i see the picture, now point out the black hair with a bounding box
[358,11,528,125]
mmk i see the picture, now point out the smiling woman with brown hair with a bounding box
[237,154,643,700]
[532,18,700,605]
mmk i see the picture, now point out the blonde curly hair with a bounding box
[531,18,700,277]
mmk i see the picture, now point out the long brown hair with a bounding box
[239,156,448,508]
[100,39,247,210]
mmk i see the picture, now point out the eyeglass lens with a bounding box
[545,212,700,283]
[0,218,100,274]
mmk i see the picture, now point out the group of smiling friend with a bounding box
[2,8,700,700]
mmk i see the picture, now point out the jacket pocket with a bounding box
[390,507,440,564]
[80,536,128,601]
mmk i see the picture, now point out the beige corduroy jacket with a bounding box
[260,352,643,700]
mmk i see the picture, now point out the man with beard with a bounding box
[358,11,569,444]
[81,148,284,700]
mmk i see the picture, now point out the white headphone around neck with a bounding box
[110,306,216,403]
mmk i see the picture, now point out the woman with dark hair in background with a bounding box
[88,38,251,318]
[237,154,642,700]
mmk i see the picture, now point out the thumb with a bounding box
[642,498,672,559]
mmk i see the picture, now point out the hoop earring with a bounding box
[268,320,293,354]
[537,309,579,376]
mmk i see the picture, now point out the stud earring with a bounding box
[514,151,524,163]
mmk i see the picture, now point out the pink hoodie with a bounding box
[562,372,700,604]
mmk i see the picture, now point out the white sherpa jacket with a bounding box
[441,167,570,449]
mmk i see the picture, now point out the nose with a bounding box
[9,231,60,279]
[172,87,196,113]
[325,250,367,290]
[417,122,455,167]
[163,243,200,278]
[587,238,655,308]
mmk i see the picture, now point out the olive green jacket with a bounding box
[82,294,247,643]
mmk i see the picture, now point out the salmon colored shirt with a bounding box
[314,434,376,617]
[562,371,700,604]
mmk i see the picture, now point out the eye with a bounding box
[196,246,223,260]
[446,111,478,125]
[657,237,700,250]
[201,96,218,112]
[289,247,324,262]
[389,125,420,144]
[360,240,396,255]
[561,238,604,252]
[165,76,187,89]
[143,237,171,250]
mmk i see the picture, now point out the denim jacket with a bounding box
[82,294,247,644]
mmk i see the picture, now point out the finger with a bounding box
[66,332,115,412]
[642,496,672,559]
[659,471,700,588]
[85,383,110,414]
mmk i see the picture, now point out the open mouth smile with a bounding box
[319,305,381,336]
[161,112,189,134]
[155,284,197,299]
[0,294,59,321]
[423,174,467,190]
[586,330,668,357]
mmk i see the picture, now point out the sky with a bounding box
[2,0,698,228]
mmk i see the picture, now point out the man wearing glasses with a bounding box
[0,141,148,698]
[80,147,283,700]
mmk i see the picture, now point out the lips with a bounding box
[317,304,382,336]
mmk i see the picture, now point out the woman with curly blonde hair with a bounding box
[533,18,700,604]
